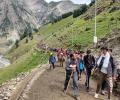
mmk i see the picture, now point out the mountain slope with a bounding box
[37,0,120,49]
[0,0,119,86]
[0,0,37,40]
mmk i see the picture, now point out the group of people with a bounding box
[48,47,117,100]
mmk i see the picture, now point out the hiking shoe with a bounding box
[75,96,80,100]
[63,89,66,94]
[86,87,89,92]
[101,90,105,95]
[94,93,99,98]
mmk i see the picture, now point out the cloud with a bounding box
[45,0,91,4]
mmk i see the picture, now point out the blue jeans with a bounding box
[64,70,79,96]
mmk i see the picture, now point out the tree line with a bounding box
[50,0,95,24]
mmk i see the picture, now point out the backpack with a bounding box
[79,59,84,70]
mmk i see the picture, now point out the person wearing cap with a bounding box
[84,49,95,92]
[94,47,115,100]
[49,53,56,69]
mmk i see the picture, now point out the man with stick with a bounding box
[64,53,80,100]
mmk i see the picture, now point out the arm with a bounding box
[112,57,117,78]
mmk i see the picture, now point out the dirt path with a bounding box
[20,65,119,100]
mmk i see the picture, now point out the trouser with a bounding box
[101,80,107,91]
[50,62,55,69]
[85,68,92,89]
[80,69,83,78]
[59,58,64,67]
[64,70,79,97]
[96,72,113,99]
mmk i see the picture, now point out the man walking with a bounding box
[94,47,116,100]
[49,53,56,69]
[101,49,117,95]
[64,53,80,100]
[84,49,95,92]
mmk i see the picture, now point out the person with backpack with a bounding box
[94,47,116,100]
[84,49,95,92]
[64,53,80,100]
[49,53,56,69]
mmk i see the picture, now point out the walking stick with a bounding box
[65,70,74,94]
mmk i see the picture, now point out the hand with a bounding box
[113,77,116,81]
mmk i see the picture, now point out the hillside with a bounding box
[38,0,120,49]
[0,0,80,55]
[0,0,120,85]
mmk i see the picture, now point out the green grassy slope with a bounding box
[0,0,119,84]
[38,1,120,49]
[0,50,49,84]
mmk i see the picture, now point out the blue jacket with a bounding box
[49,55,56,63]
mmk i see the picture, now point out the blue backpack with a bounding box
[79,59,84,70]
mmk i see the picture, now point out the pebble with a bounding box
[0,72,28,100]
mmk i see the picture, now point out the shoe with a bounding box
[94,93,99,98]
[101,90,105,95]
[63,89,66,94]
[86,87,89,92]
[75,96,80,100]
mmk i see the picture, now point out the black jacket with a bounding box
[84,54,95,69]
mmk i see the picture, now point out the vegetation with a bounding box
[37,6,120,49]
[15,40,19,48]
[0,50,49,84]
[73,4,88,18]
[89,0,95,7]
[1,0,120,85]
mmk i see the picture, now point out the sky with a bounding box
[45,0,91,4]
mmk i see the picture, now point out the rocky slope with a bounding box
[0,0,80,39]
[25,0,80,24]
[0,0,37,41]
[0,0,80,54]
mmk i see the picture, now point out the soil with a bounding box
[19,64,119,100]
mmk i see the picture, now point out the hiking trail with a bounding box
[18,63,119,100]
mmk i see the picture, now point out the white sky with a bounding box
[45,0,91,4]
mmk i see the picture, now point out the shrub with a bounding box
[73,4,88,18]
[15,40,19,48]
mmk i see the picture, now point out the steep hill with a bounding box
[0,0,120,86]
[0,0,80,54]
[38,0,120,49]
[0,0,37,40]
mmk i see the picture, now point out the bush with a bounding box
[15,40,19,48]
[109,7,120,13]
[73,4,88,18]
[85,27,91,31]
[33,28,39,33]
[89,0,95,7]
[62,12,73,19]
[110,17,115,21]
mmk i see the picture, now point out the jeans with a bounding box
[85,68,92,89]
[64,70,79,97]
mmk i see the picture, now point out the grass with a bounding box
[37,9,120,49]
[0,0,119,84]
[5,35,41,62]
[0,50,49,84]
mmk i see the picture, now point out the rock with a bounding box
[3,96,9,100]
